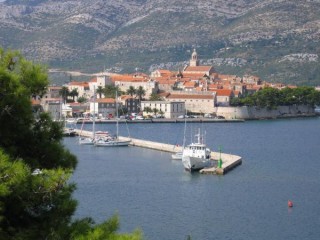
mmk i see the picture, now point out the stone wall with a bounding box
[215,105,315,120]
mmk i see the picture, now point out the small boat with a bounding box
[182,128,211,172]
[95,135,131,147]
[79,136,95,145]
[63,127,77,137]
[79,87,97,145]
[66,118,78,124]
[94,91,131,147]
[171,151,183,160]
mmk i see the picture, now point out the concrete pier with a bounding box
[75,129,241,175]
[200,152,242,175]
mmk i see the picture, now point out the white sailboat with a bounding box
[94,91,131,147]
[182,128,211,172]
[171,109,187,160]
[78,117,95,145]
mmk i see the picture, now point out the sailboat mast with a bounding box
[116,90,119,139]
[93,86,96,140]
[183,109,187,148]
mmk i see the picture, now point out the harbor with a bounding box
[66,118,320,240]
[74,129,242,175]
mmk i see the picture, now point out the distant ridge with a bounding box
[0,0,319,85]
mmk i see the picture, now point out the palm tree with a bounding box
[104,84,115,98]
[69,88,79,102]
[126,86,136,97]
[59,86,69,103]
[104,84,123,98]
[136,86,146,101]
[96,86,104,98]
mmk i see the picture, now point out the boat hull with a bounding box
[182,156,210,171]
[171,152,183,160]
[95,140,131,147]
[79,137,95,145]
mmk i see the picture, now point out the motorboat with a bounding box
[182,128,211,171]
[171,151,183,160]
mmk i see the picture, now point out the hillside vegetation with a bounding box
[0,0,319,85]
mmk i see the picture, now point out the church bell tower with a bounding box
[190,49,199,67]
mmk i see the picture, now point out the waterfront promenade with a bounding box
[71,118,244,124]
[75,129,242,175]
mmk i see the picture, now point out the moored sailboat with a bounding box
[79,88,96,145]
[94,91,131,147]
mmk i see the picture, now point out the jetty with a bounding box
[75,129,242,175]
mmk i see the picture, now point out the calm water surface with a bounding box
[67,117,320,240]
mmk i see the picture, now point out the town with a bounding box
[38,49,319,121]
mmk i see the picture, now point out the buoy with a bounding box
[288,200,293,208]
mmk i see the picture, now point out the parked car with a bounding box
[178,115,189,119]
[135,115,145,120]
[204,113,213,118]
[153,114,164,118]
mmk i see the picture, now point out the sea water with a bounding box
[67,117,320,240]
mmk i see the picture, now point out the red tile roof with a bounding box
[68,81,89,87]
[120,95,135,100]
[167,93,214,100]
[111,74,149,82]
[212,89,233,96]
[184,81,197,88]
[184,66,213,72]
[96,98,116,103]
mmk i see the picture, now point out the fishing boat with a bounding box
[182,128,211,171]
[94,91,131,147]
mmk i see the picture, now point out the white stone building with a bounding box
[164,92,216,114]
[141,101,185,118]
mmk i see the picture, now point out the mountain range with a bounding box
[0,0,319,85]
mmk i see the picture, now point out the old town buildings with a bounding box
[43,49,288,118]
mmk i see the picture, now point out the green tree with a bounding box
[230,97,243,107]
[0,48,142,240]
[143,107,152,115]
[152,108,159,115]
[126,86,136,97]
[239,86,320,108]
[104,84,123,98]
[69,88,79,102]
[158,110,164,117]
[136,86,146,102]
[96,86,104,98]
[59,86,70,103]
[77,96,87,103]
[149,93,162,101]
